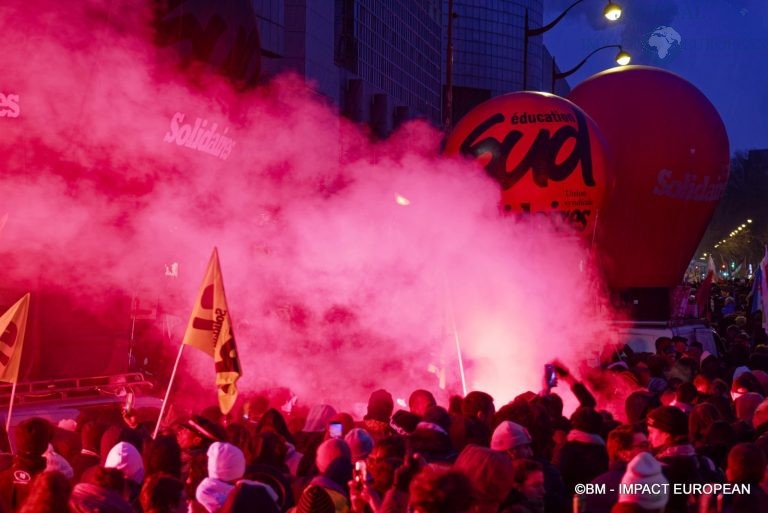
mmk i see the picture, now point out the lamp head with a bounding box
[604,1,622,21]
[616,49,631,66]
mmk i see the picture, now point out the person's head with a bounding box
[688,403,721,446]
[409,389,437,418]
[510,459,545,503]
[143,434,182,479]
[366,389,394,423]
[726,442,767,484]
[255,408,294,444]
[344,428,374,463]
[452,445,513,508]
[646,406,688,449]
[367,436,405,493]
[105,441,145,484]
[409,469,474,513]
[175,415,225,450]
[251,431,288,469]
[140,473,185,513]
[625,391,661,426]
[672,336,688,355]
[490,421,533,460]
[80,420,104,453]
[686,342,703,362]
[606,424,649,464]
[220,481,280,513]
[617,452,669,512]
[655,337,676,366]
[315,438,351,475]
[734,392,764,425]
[462,392,495,428]
[207,442,246,483]
[570,406,603,436]
[19,471,72,513]
[15,417,53,458]
[732,371,764,400]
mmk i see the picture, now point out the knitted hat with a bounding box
[647,406,688,437]
[618,452,670,510]
[105,442,145,483]
[15,417,53,457]
[344,428,374,462]
[315,438,351,474]
[490,421,532,451]
[296,485,335,513]
[366,389,394,422]
[207,442,246,482]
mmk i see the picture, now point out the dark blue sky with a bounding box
[544,0,768,154]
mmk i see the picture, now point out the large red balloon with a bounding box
[444,92,610,239]
[568,66,730,290]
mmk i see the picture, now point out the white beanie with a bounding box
[105,442,144,483]
[207,442,246,482]
[619,452,669,510]
[491,421,532,451]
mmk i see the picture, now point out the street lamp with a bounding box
[551,45,630,92]
[523,0,622,90]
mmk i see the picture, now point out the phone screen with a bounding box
[545,364,557,387]
[329,422,343,439]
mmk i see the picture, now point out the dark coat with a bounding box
[553,440,608,495]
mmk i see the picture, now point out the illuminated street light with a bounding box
[603,1,622,20]
[551,45,629,92]
[523,0,623,89]
[616,49,631,65]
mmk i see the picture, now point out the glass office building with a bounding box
[254,0,559,135]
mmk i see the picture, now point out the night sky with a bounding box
[544,0,768,154]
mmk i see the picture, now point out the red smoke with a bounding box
[0,0,618,415]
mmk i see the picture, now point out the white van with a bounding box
[613,320,724,357]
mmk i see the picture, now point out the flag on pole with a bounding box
[182,248,242,414]
[0,293,30,384]
[696,256,717,320]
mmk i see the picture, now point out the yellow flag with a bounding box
[183,249,242,414]
[0,293,30,384]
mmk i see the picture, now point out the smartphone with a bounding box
[353,460,367,490]
[545,363,557,388]
[329,422,343,439]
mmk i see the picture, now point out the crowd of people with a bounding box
[0,281,767,513]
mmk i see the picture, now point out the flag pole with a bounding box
[5,381,17,437]
[152,343,185,439]
[444,282,468,397]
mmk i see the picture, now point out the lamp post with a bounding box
[523,0,622,90]
[551,44,630,92]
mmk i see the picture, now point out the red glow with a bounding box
[0,0,617,413]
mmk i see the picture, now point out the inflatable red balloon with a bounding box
[568,66,730,290]
[444,92,610,239]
